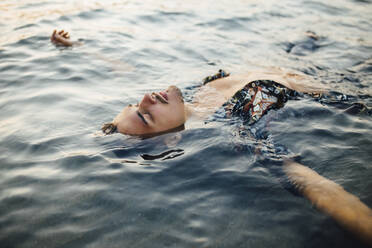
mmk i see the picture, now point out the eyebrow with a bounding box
[136,111,148,125]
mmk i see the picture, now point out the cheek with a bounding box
[175,102,186,117]
[176,105,186,122]
[151,102,185,128]
[162,104,185,123]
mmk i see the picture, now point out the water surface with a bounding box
[1,0,372,247]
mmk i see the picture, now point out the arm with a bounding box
[50,30,135,73]
[284,160,372,246]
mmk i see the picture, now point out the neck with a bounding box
[184,103,194,120]
[184,101,222,121]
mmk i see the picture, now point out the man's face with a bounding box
[114,85,186,136]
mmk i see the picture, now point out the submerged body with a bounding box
[105,69,372,246]
[109,70,372,246]
[51,30,372,246]
[284,161,372,246]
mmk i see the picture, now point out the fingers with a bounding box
[57,30,69,38]
[51,30,57,41]
[51,29,75,46]
[53,29,71,39]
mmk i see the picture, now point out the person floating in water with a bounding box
[51,30,372,246]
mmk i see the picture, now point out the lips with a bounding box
[159,91,168,101]
[151,92,168,104]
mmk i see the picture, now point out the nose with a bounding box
[139,93,156,109]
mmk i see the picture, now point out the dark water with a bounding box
[1,0,372,247]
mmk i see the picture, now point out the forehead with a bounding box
[121,106,150,131]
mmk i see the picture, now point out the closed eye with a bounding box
[145,112,154,122]
[137,111,148,125]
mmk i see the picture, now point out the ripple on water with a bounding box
[0,0,372,247]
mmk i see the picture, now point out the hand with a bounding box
[51,30,74,47]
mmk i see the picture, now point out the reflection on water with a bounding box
[0,0,372,247]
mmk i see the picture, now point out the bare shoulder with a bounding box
[206,67,327,97]
[243,67,328,93]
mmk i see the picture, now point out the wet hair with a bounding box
[101,122,117,135]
